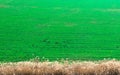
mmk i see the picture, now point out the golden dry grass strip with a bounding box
[0,60,120,75]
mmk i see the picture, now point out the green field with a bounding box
[1,0,120,62]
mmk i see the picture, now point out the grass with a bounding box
[0,60,120,75]
[1,0,120,62]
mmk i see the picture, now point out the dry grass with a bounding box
[0,60,120,75]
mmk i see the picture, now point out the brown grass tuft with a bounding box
[0,60,120,75]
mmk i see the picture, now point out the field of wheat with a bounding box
[0,60,120,75]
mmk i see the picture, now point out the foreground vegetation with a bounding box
[0,60,120,75]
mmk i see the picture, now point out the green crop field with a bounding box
[1,0,120,62]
